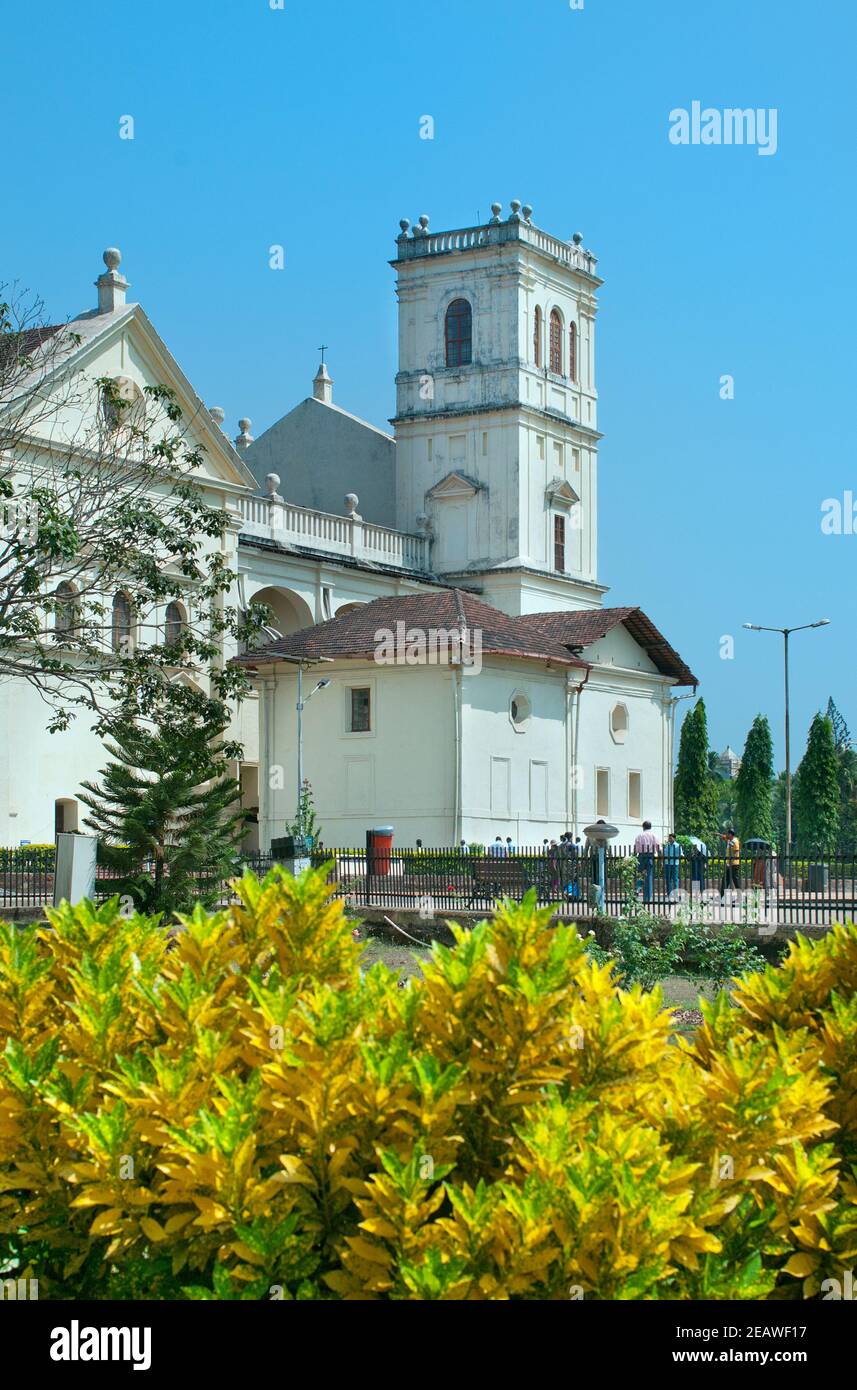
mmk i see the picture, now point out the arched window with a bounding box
[164,600,187,648]
[53,581,77,639]
[533,306,543,367]
[549,309,563,374]
[569,322,578,383]
[111,590,134,653]
[445,299,472,367]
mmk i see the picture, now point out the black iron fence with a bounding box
[308,845,857,929]
[3,844,857,929]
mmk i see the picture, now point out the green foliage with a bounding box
[79,704,245,913]
[288,779,322,848]
[675,701,719,843]
[736,715,774,844]
[2,871,856,1301]
[794,715,841,856]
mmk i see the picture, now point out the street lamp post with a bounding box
[296,665,331,834]
[742,620,831,849]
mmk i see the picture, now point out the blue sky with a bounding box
[3,0,854,766]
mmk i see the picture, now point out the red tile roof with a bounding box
[512,608,697,686]
[236,589,590,671]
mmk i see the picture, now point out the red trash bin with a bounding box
[366,826,394,876]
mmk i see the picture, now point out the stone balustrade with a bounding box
[236,494,431,572]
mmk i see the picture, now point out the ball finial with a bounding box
[522,204,533,223]
[103,247,122,271]
[399,218,411,234]
[572,232,583,245]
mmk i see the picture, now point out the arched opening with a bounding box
[111,590,134,652]
[549,309,563,374]
[54,798,80,835]
[445,298,472,368]
[53,581,78,640]
[164,600,188,649]
[334,600,367,617]
[249,586,314,642]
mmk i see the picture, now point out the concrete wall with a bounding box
[259,661,457,848]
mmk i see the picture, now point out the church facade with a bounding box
[1,203,696,851]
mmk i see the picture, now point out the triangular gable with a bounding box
[545,477,580,508]
[426,470,486,501]
[6,303,257,494]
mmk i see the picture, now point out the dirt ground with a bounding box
[357,932,714,1033]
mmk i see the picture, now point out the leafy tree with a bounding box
[79,700,246,914]
[793,714,840,856]
[735,715,774,843]
[674,700,719,843]
[0,284,266,732]
[772,770,789,850]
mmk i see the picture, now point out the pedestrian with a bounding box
[459,839,469,855]
[663,832,683,898]
[633,820,660,904]
[690,838,708,894]
[547,839,561,896]
[505,836,516,855]
[720,829,742,895]
[489,836,505,858]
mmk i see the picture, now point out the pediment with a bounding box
[426,470,485,502]
[545,477,580,508]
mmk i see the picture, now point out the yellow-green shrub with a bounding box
[0,869,855,1300]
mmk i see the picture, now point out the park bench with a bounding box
[467,856,531,904]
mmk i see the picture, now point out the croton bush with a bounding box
[0,867,855,1300]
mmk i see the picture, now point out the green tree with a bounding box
[771,770,789,850]
[793,714,840,856]
[735,715,774,843]
[289,778,323,849]
[0,285,267,733]
[79,699,246,914]
[674,700,719,843]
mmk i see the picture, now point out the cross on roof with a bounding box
[318,344,329,365]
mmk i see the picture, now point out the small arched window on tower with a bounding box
[445,299,472,367]
[111,590,134,653]
[549,309,563,375]
[569,322,578,384]
[533,306,543,367]
[164,600,187,651]
[53,582,78,641]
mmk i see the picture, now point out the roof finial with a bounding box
[95,246,129,314]
[235,418,254,449]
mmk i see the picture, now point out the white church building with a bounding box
[1,202,696,851]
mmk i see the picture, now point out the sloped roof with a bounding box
[236,589,589,670]
[512,608,697,686]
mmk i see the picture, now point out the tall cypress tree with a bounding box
[80,701,246,914]
[674,699,718,843]
[793,714,840,856]
[735,715,774,843]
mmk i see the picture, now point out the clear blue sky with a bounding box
[3,0,854,767]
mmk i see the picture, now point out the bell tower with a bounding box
[391,201,606,614]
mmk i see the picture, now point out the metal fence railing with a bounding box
[3,844,857,929]
[308,845,857,929]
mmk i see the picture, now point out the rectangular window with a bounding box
[571,448,580,472]
[554,514,566,572]
[553,440,564,471]
[628,771,642,821]
[596,769,610,818]
[427,438,433,462]
[482,431,488,457]
[536,435,545,460]
[349,687,371,733]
